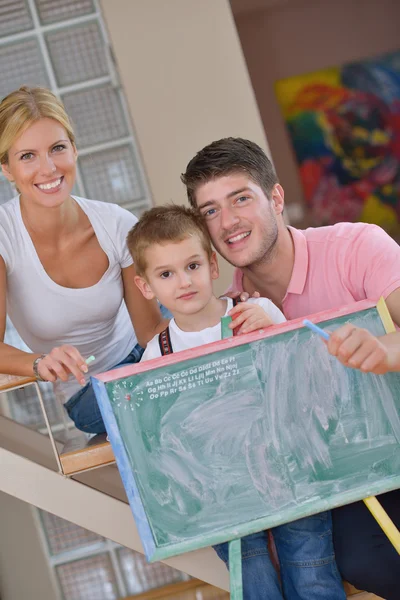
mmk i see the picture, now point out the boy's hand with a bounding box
[228,302,274,335]
[327,324,397,374]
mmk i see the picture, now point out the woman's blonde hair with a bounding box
[0,86,75,164]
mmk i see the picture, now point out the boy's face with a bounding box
[135,235,219,319]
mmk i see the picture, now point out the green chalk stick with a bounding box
[221,315,233,339]
[85,355,96,365]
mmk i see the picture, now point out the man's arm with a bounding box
[329,223,400,374]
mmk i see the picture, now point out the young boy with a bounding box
[128,204,285,360]
[127,204,346,600]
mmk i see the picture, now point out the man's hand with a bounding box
[225,290,260,303]
[228,302,274,335]
[327,325,400,374]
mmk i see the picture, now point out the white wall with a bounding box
[0,492,56,600]
[100,0,270,293]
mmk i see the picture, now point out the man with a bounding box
[181,137,400,599]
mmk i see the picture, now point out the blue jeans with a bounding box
[213,512,346,600]
[64,343,144,434]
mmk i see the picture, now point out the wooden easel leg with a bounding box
[229,538,243,600]
[363,496,400,554]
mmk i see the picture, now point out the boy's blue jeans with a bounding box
[64,342,144,433]
[213,511,346,600]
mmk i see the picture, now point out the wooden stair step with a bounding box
[60,432,115,475]
[344,582,384,599]
[126,579,384,599]
[125,579,229,599]
[346,594,385,599]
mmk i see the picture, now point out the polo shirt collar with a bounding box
[286,226,308,295]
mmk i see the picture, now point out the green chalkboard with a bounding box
[94,303,400,561]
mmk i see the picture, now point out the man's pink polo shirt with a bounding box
[229,222,400,320]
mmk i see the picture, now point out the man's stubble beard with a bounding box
[246,218,279,271]
[213,205,280,269]
[228,209,279,270]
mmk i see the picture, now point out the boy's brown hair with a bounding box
[127,204,213,277]
[181,137,279,208]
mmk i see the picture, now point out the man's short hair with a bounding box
[181,137,279,208]
[127,204,213,277]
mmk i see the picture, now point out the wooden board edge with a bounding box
[377,296,396,334]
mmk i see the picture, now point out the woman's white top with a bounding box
[0,195,138,403]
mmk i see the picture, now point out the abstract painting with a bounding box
[275,50,400,239]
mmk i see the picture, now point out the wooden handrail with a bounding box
[0,373,115,475]
[0,373,35,392]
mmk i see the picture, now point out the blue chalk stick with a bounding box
[303,319,330,341]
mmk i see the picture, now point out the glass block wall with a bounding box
[0,0,152,431]
[0,0,149,213]
[38,510,189,599]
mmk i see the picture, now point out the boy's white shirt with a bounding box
[141,297,286,361]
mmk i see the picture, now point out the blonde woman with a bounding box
[0,86,168,433]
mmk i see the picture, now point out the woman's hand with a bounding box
[228,302,274,335]
[37,345,88,385]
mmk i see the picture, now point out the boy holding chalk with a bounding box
[181,136,400,598]
[127,204,346,600]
